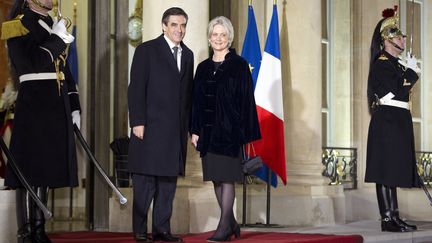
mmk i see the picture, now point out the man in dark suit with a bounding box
[127,7,194,243]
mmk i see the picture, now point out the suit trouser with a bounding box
[132,173,177,235]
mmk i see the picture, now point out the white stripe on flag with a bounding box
[254,52,283,121]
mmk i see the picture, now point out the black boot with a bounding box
[389,187,417,231]
[16,188,33,243]
[376,184,406,232]
[381,210,408,232]
[31,187,52,243]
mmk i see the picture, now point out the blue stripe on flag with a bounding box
[264,5,280,59]
[67,25,79,84]
[241,5,262,88]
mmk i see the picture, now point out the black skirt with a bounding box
[202,152,243,182]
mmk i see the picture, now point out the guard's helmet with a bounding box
[380,5,405,40]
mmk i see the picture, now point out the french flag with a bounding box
[253,4,286,185]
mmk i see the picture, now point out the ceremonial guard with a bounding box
[1,0,80,242]
[365,6,421,232]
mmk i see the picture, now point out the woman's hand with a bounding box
[191,134,199,148]
[133,125,145,140]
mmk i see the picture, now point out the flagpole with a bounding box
[73,1,77,25]
[266,170,271,225]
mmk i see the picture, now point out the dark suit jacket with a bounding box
[128,35,194,176]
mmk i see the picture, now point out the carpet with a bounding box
[50,231,363,243]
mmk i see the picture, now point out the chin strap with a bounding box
[388,40,404,52]
[30,0,52,11]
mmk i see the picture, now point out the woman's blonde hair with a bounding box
[207,16,234,48]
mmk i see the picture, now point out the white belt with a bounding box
[19,73,57,83]
[379,92,409,110]
[380,99,409,110]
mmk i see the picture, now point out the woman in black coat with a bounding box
[365,6,420,233]
[2,0,80,242]
[190,16,260,242]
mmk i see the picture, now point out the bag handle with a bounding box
[242,143,257,160]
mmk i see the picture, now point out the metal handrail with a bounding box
[322,147,358,189]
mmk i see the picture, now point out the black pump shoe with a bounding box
[207,235,231,242]
[232,224,240,239]
[207,225,240,242]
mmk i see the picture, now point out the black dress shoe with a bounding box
[134,233,153,242]
[153,232,183,242]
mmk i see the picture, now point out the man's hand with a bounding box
[39,18,74,44]
[71,110,81,129]
[133,125,145,140]
[191,134,199,148]
[398,52,421,73]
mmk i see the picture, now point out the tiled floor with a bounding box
[46,219,88,233]
[245,220,432,243]
[47,219,432,243]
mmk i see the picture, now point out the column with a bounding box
[282,0,326,186]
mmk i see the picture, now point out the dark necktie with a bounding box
[172,46,178,63]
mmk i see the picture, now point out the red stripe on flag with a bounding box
[253,105,286,185]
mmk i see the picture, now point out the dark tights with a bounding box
[212,181,236,238]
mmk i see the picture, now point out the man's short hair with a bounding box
[162,7,188,25]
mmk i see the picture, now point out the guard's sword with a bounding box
[409,0,414,55]
[417,175,432,206]
[73,124,127,205]
[0,138,52,219]
[52,0,72,28]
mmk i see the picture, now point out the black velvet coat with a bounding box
[191,49,261,157]
[128,35,194,176]
[4,9,80,188]
[365,51,420,188]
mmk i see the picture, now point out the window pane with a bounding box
[411,66,421,118]
[413,122,421,151]
[321,0,327,39]
[322,112,328,146]
[322,43,328,108]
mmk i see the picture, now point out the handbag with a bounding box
[242,143,263,175]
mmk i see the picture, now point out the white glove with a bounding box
[72,110,81,129]
[398,52,421,73]
[39,18,74,44]
[52,18,75,44]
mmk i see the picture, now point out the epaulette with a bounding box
[1,15,29,40]
[378,54,388,61]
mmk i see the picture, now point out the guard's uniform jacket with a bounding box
[365,50,420,188]
[2,9,81,188]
